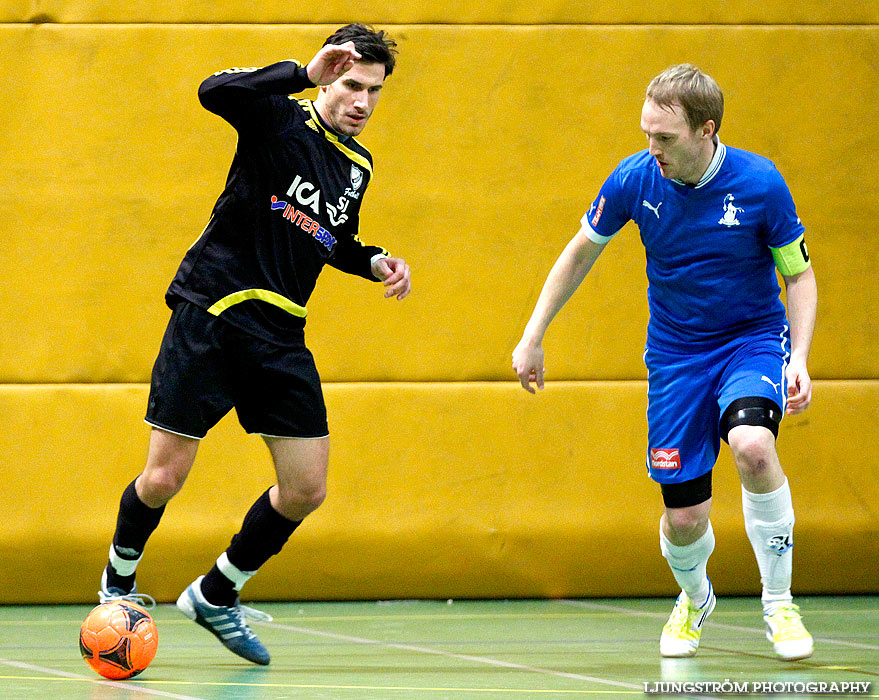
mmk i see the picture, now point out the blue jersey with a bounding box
[581,142,804,351]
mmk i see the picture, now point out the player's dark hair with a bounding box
[646,64,724,136]
[323,23,398,77]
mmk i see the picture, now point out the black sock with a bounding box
[201,488,301,606]
[106,478,165,591]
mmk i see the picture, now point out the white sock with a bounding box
[660,520,715,607]
[109,544,142,577]
[216,552,257,592]
[742,479,795,607]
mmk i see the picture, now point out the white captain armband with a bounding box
[770,233,811,276]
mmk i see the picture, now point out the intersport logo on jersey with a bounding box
[270,195,337,252]
[650,448,681,470]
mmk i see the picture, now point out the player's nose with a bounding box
[352,90,368,108]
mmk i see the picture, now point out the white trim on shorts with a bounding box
[778,323,790,415]
[257,432,330,439]
[144,419,203,440]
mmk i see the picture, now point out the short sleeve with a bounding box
[764,165,805,249]
[578,165,632,243]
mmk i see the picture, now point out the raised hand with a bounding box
[306,42,362,86]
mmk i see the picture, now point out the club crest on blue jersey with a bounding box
[270,196,337,252]
[718,193,744,226]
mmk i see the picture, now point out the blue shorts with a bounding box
[644,326,790,484]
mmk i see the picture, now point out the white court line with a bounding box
[262,620,642,691]
[0,657,208,700]
[557,600,879,651]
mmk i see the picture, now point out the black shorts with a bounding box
[145,302,328,439]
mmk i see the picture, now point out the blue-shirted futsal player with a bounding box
[513,64,816,661]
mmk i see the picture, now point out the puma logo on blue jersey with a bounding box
[642,199,662,219]
[761,375,780,393]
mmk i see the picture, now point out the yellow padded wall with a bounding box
[0,381,876,603]
[2,1,877,24]
[1,12,876,606]
[0,25,877,383]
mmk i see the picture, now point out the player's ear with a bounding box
[702,120,716,140]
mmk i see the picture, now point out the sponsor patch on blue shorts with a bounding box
[644,326,789,484]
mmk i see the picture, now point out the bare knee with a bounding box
[138,465,187,505]
[664,507,709,544]
[274,481,326,520]
[138,429,198,506]
[265,436,329,520]
[728,425,781,484]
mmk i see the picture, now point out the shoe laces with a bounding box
[240,604,273,623]
[666,595,694,629]
[766,603,807,639]
[767,602,801,620]
[101,590,157,610]
[227,603,273,641]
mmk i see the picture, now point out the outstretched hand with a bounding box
[306,41,361,86]
[511,340,545,394]
[784,355,812,415]
[372,257,411,300]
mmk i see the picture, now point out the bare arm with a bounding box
[512,232,607,393]
[781,265,817,414]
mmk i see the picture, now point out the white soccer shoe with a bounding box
[764,601,814,661]
[660,583,716,658]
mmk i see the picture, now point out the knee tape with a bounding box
[721,396,782,442]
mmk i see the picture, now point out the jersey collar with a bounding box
[673,138,726,189]
[311,103,352,143]
[299,99,373,175]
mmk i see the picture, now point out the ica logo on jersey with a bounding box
[287,174,322,215]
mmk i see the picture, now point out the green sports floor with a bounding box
[1,597,876,700]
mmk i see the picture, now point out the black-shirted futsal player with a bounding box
[99,24,410,665]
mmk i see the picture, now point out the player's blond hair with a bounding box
[646,64,724,135]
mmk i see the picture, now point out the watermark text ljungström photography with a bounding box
[643,680,872,695]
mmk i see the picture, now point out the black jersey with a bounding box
[166,60,388,345]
